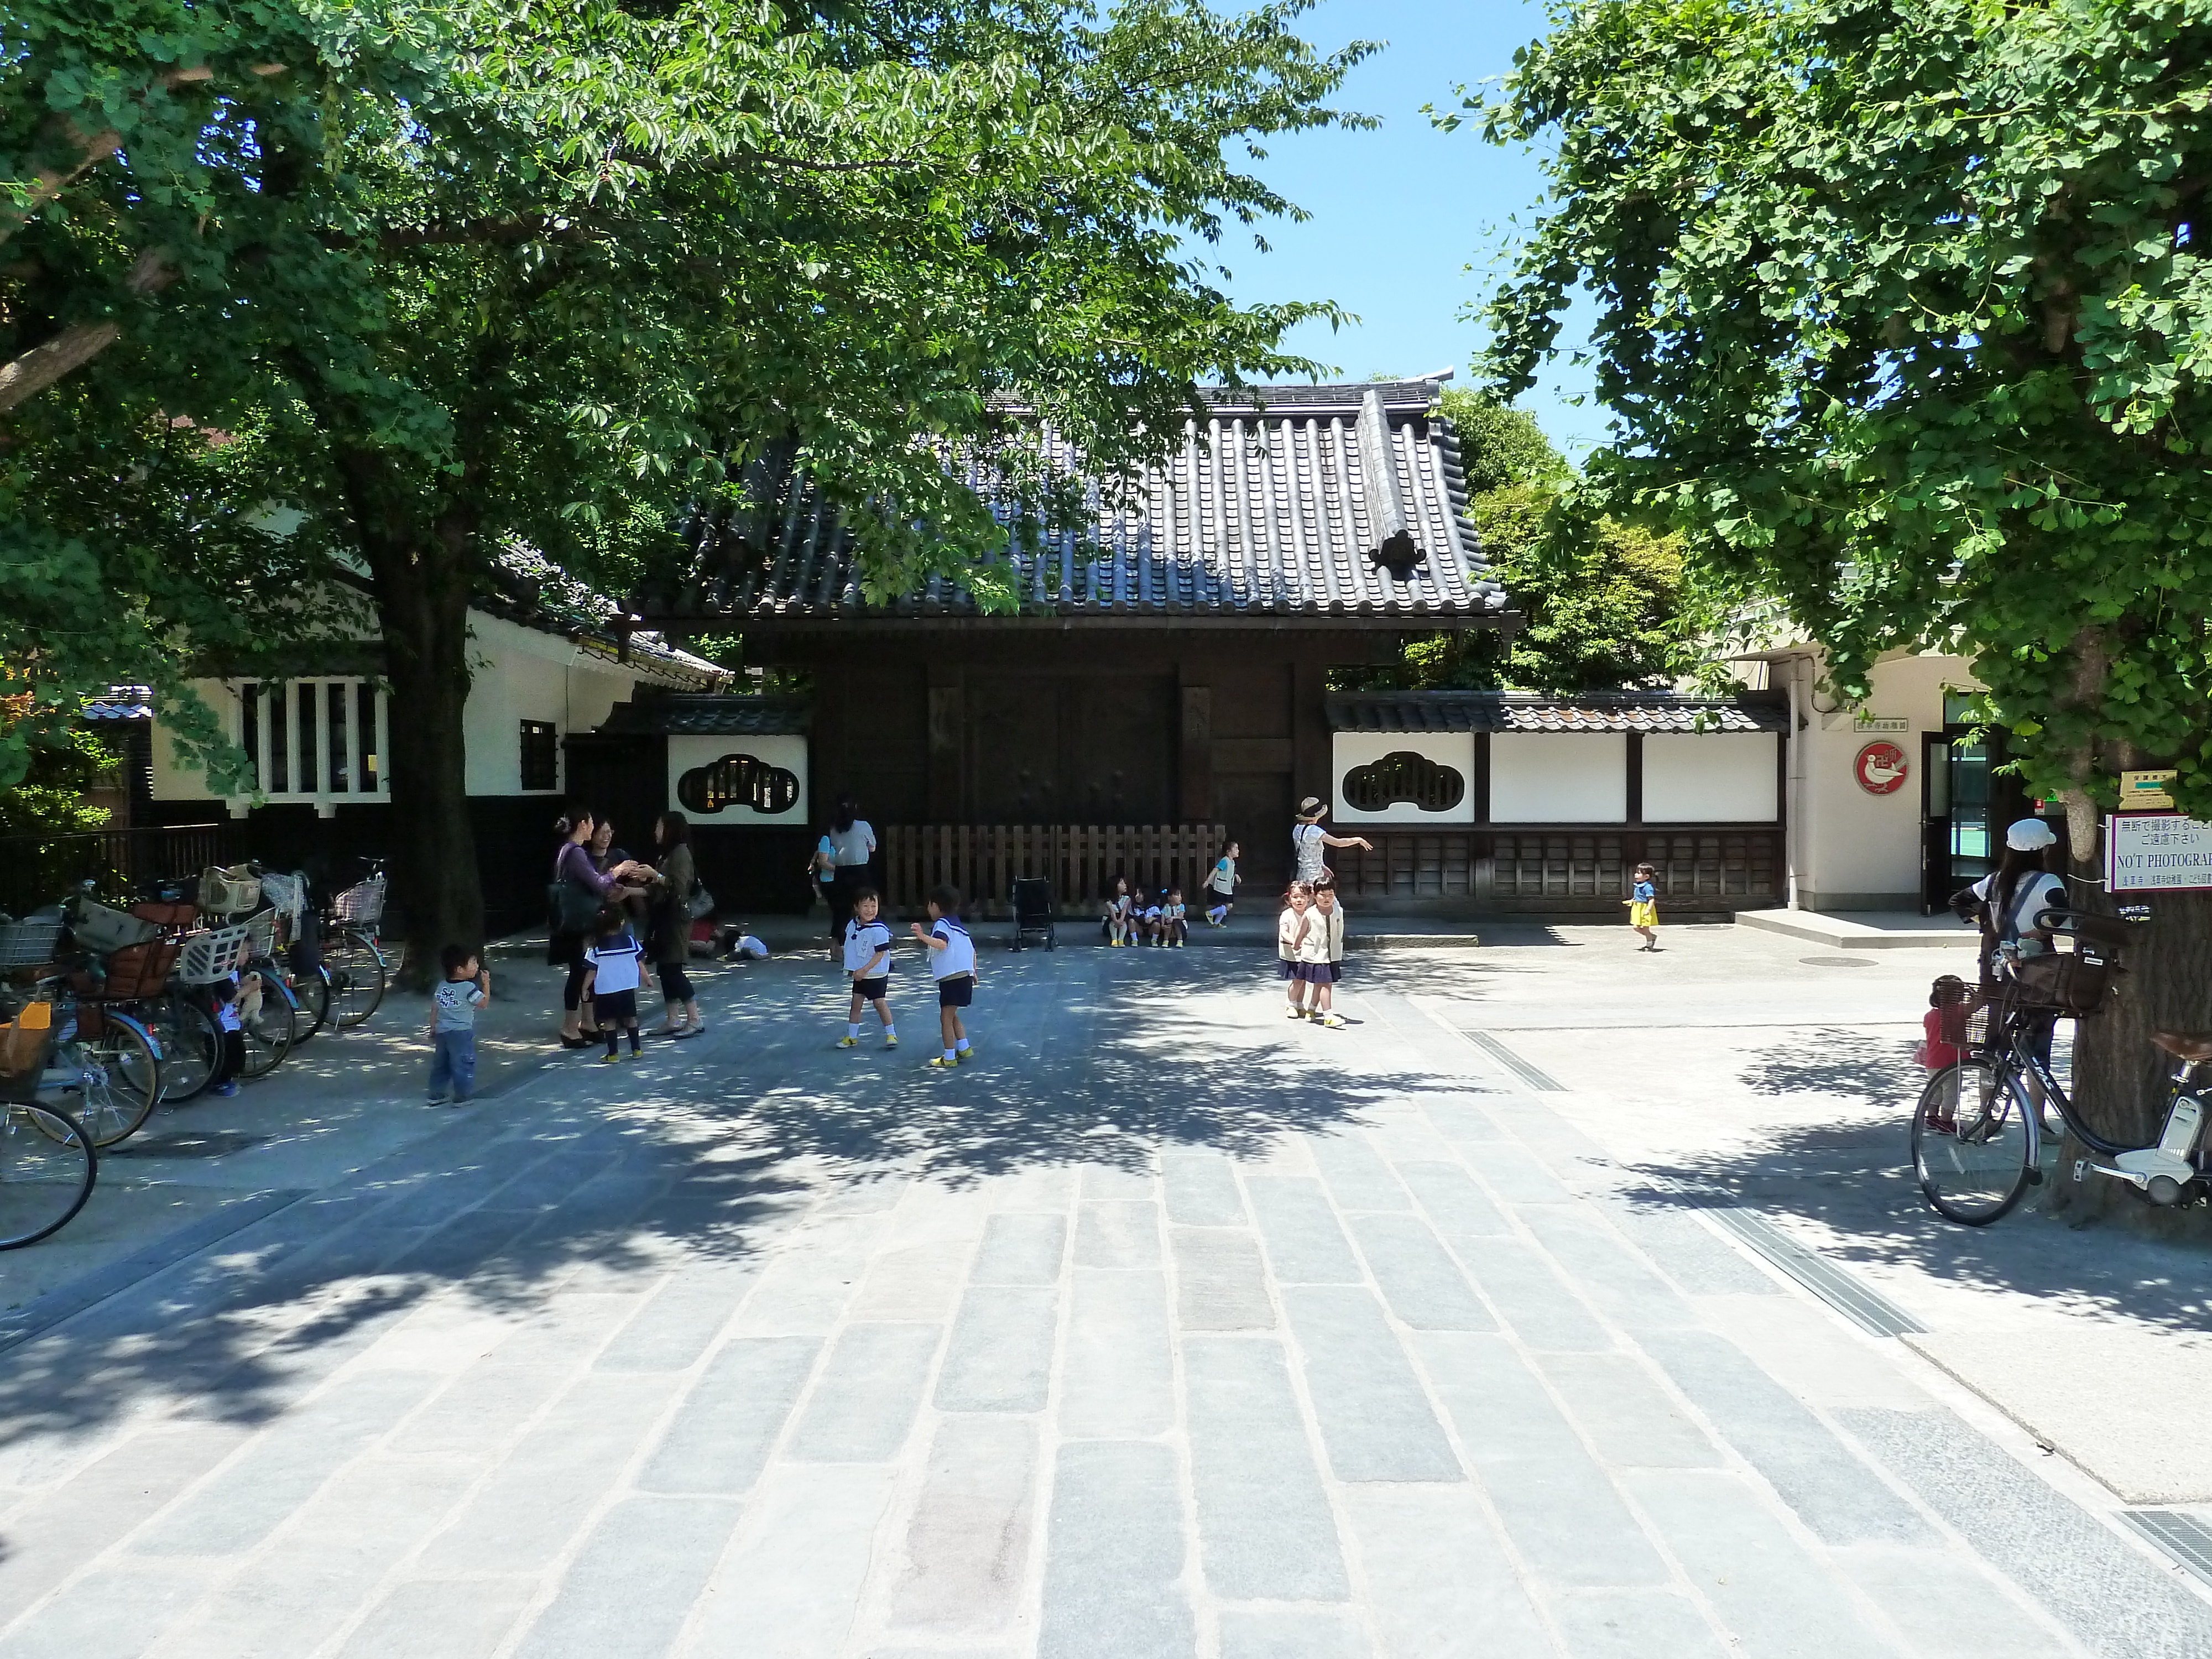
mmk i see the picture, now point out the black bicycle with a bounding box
[1912,908,2208,1224]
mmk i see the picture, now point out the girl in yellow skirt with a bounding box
[1626,862,1660,952]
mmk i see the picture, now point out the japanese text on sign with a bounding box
[2107,814,2212,893]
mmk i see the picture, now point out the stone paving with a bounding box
[2,937,2209,1657]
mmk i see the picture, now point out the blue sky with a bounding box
[1204,1,1606,457]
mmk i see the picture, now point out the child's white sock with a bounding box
[1208,905,1226,922]
[883,1021,896,1037]
[847,1021,860,1039]
[955,1037,970,1053]
[943,1047,957,1062]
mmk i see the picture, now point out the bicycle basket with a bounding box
[175,924,253,985]
[331,875,385,926]
[129,899,200,928]
[259,870,305,922]
[2009,941,2116,1016]
[0,998,53,1103]
[243,907,282,959]
[198,864,262,916]
[67,895,161,954]
[0,918,65,968]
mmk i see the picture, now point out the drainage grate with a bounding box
[2120,1509,2212,1590]
[1458,1030,1565,1093]
[1645,1176,1929,1339]
[1801,956,1879,968]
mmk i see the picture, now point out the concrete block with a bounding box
[1394,1161,1511,1240]
[1621,1469,1897,1659]
[971,1213,1069,1285]
[640,1335,821,1493]
[333,1577,539,1659]
[1281,1287,1460,1483]
[1244,1178,1362,1285]
[593,1262,760,1372]
[1454,1239,1614,1352]
[1535,1352,1721,1470]
[888,1416,1040,1635]
[1549,1590,1730,1659]
[1183,1336,1350,1601]
[1162,1154,1245,1226]
[1465,1142,1575,1204]
[1081,1165,1155,1202]
[685,1464,897,1656]
[1342,1485,1550,1657]
[1039,1441,1196,1659]
[1516,1209,1697,1329]
[1422,1098,1509,1142]
[1216,1608,1372,1659]
[1594,1203,1785,1298]
[1074,1202,1161,1270]
[1347,1214,1495,1331]
[510,1494,743,1659]
[1836,1543,2075,1659]
[1305,1133,1412,1213]
[1060,1270,1173,1438]
[0,1558,213,1659]
[1170,1228,1275,1332]
[789,1323,942,1460]
[936,1288,1058,1413]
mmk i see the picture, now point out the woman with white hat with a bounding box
[1971,817,2067,968]
[1291,797,1373,887]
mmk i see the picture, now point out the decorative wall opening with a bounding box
[677,752,803,816]
[1342,750,1467,813]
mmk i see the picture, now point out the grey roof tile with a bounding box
[1327,691,1789,735]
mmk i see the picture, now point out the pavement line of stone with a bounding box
[1452,1026,1567,1092]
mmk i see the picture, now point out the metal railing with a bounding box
[0,823,239,917]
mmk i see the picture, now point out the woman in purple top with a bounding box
[551,806,648,1048]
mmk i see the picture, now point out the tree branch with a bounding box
[0,247,178,411]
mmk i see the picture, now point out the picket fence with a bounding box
[879,823,1227,917]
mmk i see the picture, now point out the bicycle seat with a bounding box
[2150,1030,2212,1062]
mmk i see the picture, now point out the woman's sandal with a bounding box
[673,1026,706,1040]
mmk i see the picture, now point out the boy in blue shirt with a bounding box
[427,943,490,1103]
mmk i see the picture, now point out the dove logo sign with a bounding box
[1854,740,1910,796]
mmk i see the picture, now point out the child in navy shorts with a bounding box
[911,884,977,1068]
[839,887,897,1049]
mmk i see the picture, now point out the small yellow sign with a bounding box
[2121,769,2178,811]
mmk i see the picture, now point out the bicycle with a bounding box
[0,1008,97,1246]
[1911,907,2206,1224]
[320,863,390,1029]
[1,917,163,1149]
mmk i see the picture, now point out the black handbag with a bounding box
[547,877,602,935]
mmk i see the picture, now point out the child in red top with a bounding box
[1917,975,1974,1070]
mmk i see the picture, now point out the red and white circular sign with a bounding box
[1854,740,1909,795]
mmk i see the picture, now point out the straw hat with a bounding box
[1296,797,1325,822]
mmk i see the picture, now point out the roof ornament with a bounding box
[1356,388,1423,582]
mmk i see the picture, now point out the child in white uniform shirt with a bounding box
[911,884,977,1069]
[838,888,897,1049]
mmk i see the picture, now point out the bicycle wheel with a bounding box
[1,1103,96,1248]
[327,930,388,1028]
[54,1010,161,1147]
[237,968,296,1079]
[143,994,218,1103]
[290,966,332,1044]
[1913,1059,2034,1225]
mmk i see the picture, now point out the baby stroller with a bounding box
[1010,878,1056,952]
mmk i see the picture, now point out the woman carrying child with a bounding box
[1277,881,1314,1019]
[1305,878,1348,1027]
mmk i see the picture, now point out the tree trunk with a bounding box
[343,459,486,992]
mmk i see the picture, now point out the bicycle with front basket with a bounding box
[1912,906,2209,1224]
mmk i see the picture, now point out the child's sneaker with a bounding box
[624,1048,645,1061]
[1285,1005,1305,1020]
[883,1033,898,1048]
[926,1055,958,1069]
[208,1081,239,1097]
[836,1036,858,1049]
[597,1052,620,1065]
[1319,1013,1347,1030]
[955,1047,976,1064]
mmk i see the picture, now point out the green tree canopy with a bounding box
[1464,0,2212,1149]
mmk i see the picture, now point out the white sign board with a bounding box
[2106,813,2212,893]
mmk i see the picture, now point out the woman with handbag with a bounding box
[550,807,648,1049]
[645,812,708,1039]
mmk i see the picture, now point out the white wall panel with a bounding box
[1641,733,1778,823]
[1489,732,1627,823]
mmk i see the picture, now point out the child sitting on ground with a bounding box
[838,887,897,1050]
[582,904,649,1061]
[1102,877,1133,946]
[427,942,489,1104]
[1136,886,1163,946]
[911,884,977,1069]
[1160,888,1188,948]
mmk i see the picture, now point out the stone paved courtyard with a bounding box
[3,931,2210,1657]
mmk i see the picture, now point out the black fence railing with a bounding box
[0,822,241,917]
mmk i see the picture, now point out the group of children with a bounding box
[838,883,978,1069]
[1276,878,1350,1028]
[1100,879,1190,947]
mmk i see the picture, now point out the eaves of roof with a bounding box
[1327,690,1791,735]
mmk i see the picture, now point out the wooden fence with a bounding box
[880,824,1227,917]
[0,822,241,917]
[1335,828,1783,914]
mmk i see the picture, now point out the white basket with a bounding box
[67,898,161,954]
[175,924,253,985]
[0,919,66,968]
[259,871,306,926]
[332,876,385,926]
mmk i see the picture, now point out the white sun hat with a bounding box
[2005,818,2059,851]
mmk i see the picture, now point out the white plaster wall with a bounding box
[1331,733,1478,825]
[461,613,639,797]
[668,734,810,823]
[1790,650,1975,904]
[147,679,236,801]
[1490,732,1627,823]
[1642,733,1778,823]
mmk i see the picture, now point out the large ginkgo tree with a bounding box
[1466,0,2212,1152]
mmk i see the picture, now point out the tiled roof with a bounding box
[596,695,812,737]
[638,382,1511,628]
[478,546,729,690]
[1328,691,1790,734]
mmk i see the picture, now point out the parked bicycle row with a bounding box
[0,860,392,1249]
